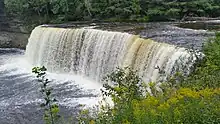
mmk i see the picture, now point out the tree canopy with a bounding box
[4,0,220,24]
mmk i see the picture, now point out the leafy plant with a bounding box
[32,66,60,124]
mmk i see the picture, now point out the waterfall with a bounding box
[26,26,195,83]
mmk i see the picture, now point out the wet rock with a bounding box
[0,1,30,49]
[0,31,29,49]
[0,34,12,48]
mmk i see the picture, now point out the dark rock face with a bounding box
[0,31,29,49]
[0,1,30,49]
[0,29,29,49]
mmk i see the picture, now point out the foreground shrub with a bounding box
[132,88,220,124]
[79,67,220,124]
[32,66,60,124]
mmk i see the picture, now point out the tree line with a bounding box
[4,0,220,24]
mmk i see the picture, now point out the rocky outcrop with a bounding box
[0,24,29,49]
[0,31,29,49]
[0,0,30,49]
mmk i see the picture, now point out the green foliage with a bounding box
[101,67,145,123]
[181,33,220,89]
[102,67,144,101]
[32,66,60,124]
[131,88,220,124]
[5,0,220,25]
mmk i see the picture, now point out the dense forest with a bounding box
[4,0,220,25]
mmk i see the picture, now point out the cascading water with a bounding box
[0,25,199,124]
[26,26,195,83]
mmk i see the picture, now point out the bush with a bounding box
[79,67,220,124]
[132,88,220,124]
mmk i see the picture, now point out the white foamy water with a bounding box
[0,50,102,108]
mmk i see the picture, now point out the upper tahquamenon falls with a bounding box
[0,24,210,123]
[26,26,196,83]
